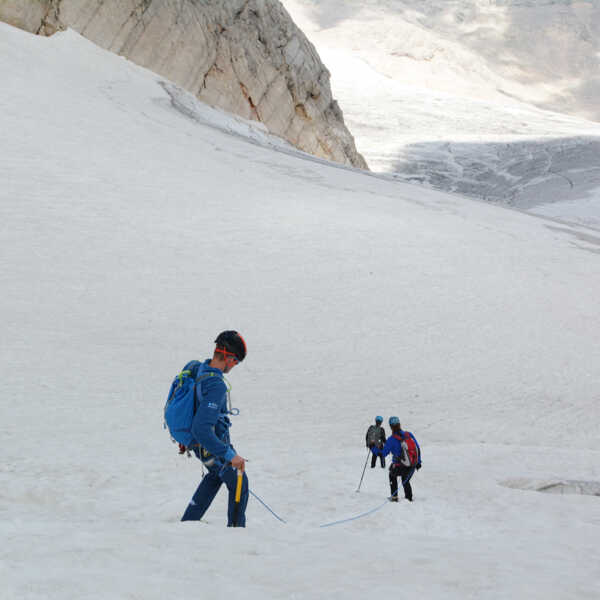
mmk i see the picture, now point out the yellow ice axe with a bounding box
[235,469,243,503]
[232,469,243,526]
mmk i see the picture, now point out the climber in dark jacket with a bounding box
[365,416,386,468]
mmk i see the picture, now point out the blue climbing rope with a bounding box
[318,468,415,527]
[249,488,395,528]
[249,489,287,523]
[318,497,391,528]
[249,471,416,527]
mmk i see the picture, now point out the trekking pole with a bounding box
[356,448,371,492]
[233,469,243,527]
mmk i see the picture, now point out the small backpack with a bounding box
[393,432,419,467]
[163,361,218,448]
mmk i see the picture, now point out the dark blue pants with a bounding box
[181,463,249,526]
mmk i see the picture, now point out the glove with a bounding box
[416,463,422,470]
[178,443,186,455]
[369,442,375,449]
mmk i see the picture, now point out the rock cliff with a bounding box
[0,0,367,169]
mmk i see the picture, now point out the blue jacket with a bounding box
[186,359,236,463]
[372,430,421,466]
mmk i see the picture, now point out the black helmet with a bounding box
[214,330,247,362]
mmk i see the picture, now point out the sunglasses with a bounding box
[220,347,240,364]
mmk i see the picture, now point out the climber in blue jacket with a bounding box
[181,331,248,526]
[371,417,421,502]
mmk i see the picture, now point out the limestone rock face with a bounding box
[0,0,51,33]
[0,0,367,169]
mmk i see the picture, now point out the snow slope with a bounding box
[281,0,600,226]
[2,23,600,600]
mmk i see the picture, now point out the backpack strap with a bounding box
[176,369,192,388]
[193,369,239,416]
[192,372,219,411]
[195,371,219,383]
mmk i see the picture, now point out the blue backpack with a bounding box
[163,361,218,448]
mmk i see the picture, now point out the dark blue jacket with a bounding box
[185,359,236,463]
[372,430,421,466]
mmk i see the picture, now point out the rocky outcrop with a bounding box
[0,0,48,33]
[0,0,367,169]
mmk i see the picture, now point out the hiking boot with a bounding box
[388,495,399,502]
